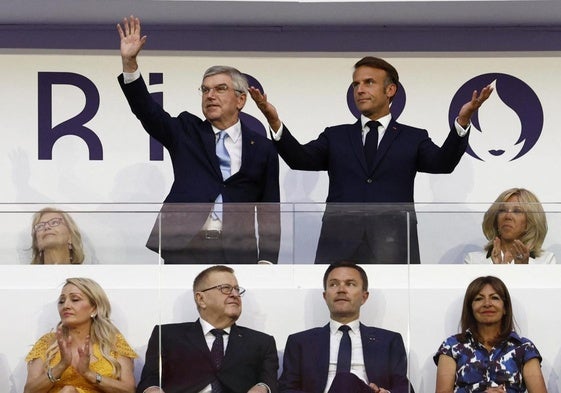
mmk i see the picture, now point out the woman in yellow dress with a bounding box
[24,277,137,393]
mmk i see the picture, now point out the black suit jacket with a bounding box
[137,320,279,393]
[119,75,280,263]
[278,323,413,393]
[274,120,468,263]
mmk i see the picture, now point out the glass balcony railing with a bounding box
[3,202,560,265]
[0,202,559,393]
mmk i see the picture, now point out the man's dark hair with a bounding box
[354,56,399,91]
[323,261,368,291]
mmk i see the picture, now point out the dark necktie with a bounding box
[336,325,352,373]
[364,120,381,169]
[210,329,226,393]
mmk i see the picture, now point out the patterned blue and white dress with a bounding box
[434,329,542,392]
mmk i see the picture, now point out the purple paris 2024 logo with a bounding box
[449,73,543,162]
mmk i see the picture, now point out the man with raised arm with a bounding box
[117,16,280,264]
[250,57,492,264]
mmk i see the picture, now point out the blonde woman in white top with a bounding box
[464,188,556,264]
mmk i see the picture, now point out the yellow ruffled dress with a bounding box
[26,332,137,393]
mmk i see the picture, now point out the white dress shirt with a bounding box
[325,319,368,393]
[464,250,557,264]
[272,113,470,142]
[204,122,242,231]
[198,318,232,393]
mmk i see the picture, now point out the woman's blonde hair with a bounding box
[482,188,547,257]
[45,278,123,378]
[31,207,85,264]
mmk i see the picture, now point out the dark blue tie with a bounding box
[364,120,381,169]
[210,329,226,393]
[336,325,352,373]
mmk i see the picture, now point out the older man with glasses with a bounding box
[137,265,279,393]
[117,16,280,265]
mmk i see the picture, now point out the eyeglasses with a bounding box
[34,217,65,232]
[498,207,525,215]
[200,284,246,297]
[198,84,243,96]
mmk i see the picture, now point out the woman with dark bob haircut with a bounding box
[464,188,556,264]
[434,276,546,393]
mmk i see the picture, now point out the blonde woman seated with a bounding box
[434,276,546,393]
[31,208,85,264]
[464,188,556,264]
[24,277,137,393]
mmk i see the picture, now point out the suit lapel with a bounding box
[371,120,401,173]
[237,124,257,179]
[222,324,242,368]
[359,324,378,382]
[201,121,222,178]
[348,121,370,173]
[318,324,331,392]
[191,319,212,356]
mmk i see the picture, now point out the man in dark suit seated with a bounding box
[137,265,279,393]
[249,57,493,264]
[279,261,414,393]
[117,16,280,264]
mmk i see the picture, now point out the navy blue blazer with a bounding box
[119,75,280,263]
[278,323,413,393]
[275,119,468,204]
[137,320,279,393]
[274,120,468,264]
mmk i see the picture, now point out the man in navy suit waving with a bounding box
[279,261,413,393]
[250,57,493,264]
[118,16,280,264]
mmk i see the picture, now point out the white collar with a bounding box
[360,113,391,130]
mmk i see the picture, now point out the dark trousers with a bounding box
[161,229,260,264]
[315,210,421,265]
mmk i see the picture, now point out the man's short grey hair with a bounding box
[203,65,248,94]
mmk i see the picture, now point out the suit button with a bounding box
[366,178,373,183]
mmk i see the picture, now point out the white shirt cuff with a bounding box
[271,123,284,141]
[123,68,141,84]
[454,117,471,137]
